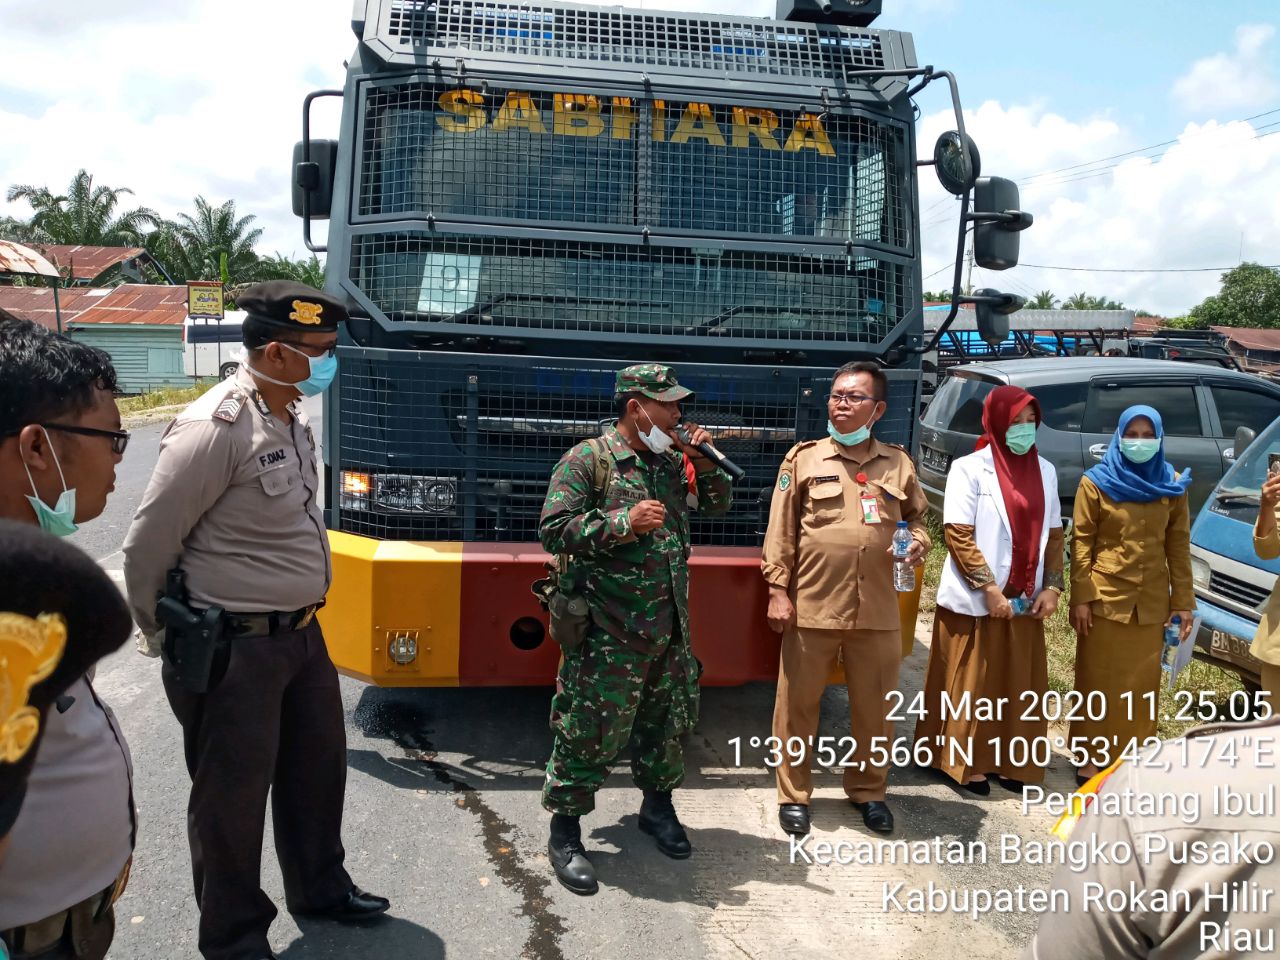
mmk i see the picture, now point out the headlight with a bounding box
[387,632,419,665]
[1191,556,1211,591]
[340,471,457,515]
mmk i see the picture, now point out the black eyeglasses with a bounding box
[280,341,338,359]
[42,423,131,455]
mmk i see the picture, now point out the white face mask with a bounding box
[637,404,674,455]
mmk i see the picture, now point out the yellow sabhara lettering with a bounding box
[611,97,636,140]
[731,107,781,151]
[436,89,485,133]
[553,93,605,137]
[670,102,726,147]
[784,112,835,156]
[492,91,548,133]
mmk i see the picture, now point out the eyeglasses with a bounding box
[828,392,877,407]
[42,423,131,455]
[280,341,337,359]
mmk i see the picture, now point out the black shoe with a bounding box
[549,813,598,895]
[959,777,991,796]
[995,776,1026,794]
[292,887,390,923]
[639,789,692,859]
[850,799,895,835]
[778,803,811,836]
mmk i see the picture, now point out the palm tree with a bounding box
[154,196,265,286]
[5,170,159,246]
[257,252,326,287]
[1029,290,1058,310]
[1062,292,1095,310]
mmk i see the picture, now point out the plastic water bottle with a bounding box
[1161,615,1182,673]
[1009,595,1031,616]
[892,521,915,593]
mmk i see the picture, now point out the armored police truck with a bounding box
[292,0,1028,686]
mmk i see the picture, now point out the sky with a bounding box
[1,0,1278,316]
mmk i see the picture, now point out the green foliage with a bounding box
[1062,292,1125,310]
[1029,290,1058,309]
[1188,262,1280,329]
[922,289,953,302]
[1165,315,1208,330]
[4,170,160,246]
[256,252,326,287]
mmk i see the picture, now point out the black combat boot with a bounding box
[638,789,692,859]
[548,814,598,895]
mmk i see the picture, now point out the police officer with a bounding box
[539,364,732,895]
[762,360,929,837]
[122,282,388,960]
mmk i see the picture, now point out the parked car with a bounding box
[184,311,245,380]
[914,358,1280,518]
[1188,419,1278,694]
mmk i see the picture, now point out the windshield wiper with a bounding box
[438,293,670,322]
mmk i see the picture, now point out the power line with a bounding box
[1019,262,1280,274]
[1018,105,1280,183]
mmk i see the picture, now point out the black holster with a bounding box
[157,568,229,694]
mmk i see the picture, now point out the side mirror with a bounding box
[292,139,339,219]
[933,131,981,196]
[972,177,1033,270]
[1234,425,1257,459]
[967,287,1025,347]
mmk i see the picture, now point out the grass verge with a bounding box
[917,525,1243,741]
[117,381,215,416]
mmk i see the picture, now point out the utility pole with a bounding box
[964,241,974,296]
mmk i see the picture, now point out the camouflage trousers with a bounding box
[542,626,701,816]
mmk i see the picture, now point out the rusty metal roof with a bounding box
[34,244,149,281]
[0,240,60,278]
[72,284,189,326]
[1211,326,1280,352]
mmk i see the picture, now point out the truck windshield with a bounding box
[350,81,911,341]
[1216,417,1280,505]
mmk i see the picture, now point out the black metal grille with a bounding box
[1208,571,1270,611]
[335,351,917,543]
[382,0,885,78]
[358,81,908,250]
[351,231,906,342]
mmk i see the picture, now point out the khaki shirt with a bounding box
[123,369,329,639]
[1251,511,1280,666]
[761,437,930,631]
[1070,476,1194,625]
[1028,716,1280,959]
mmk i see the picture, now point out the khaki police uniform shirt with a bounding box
[1251,511,1280,666]
[761,437,930,631]
[123,368,329,640]
[1028,716,1280,959]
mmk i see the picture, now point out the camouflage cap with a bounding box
[614,363,693,402]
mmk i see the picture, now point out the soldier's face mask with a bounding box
[23,427,79,538]
[636,402,674,455]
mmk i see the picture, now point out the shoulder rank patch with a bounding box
[778,472,792,492]
[212,392,246,423]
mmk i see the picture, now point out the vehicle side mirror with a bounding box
[967,287,1025,347]
[1234,425,1257,459]
[972,177,1033,270]
[292,139,339,219]
[933,131,981,196]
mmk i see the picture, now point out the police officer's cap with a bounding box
[238,281,347,334]
[614,364,693,402]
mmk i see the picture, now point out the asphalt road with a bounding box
[75,397,1068,960]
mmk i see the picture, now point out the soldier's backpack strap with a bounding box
[587,435,614,505]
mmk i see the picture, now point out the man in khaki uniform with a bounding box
[123,282,388,960]
[762,361,929,837]
[1028,715,1280,958]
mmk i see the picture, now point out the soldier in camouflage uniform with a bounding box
[539,364,732,895]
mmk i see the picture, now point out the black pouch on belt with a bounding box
[156,568,229,694]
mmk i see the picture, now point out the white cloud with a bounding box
[1172,23,1279,114]
[915,101,1280,315]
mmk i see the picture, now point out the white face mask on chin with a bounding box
[638,405,674,454]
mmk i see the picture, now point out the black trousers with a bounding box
[163,621,352,960]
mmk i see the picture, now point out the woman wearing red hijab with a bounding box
[914,385,1064,793]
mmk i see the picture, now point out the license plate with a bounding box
[920,445,951,473]
[1210,628,1256,667]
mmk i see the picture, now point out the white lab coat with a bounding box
[936,446,1061,617]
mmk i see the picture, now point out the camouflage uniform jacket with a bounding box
[539,425,733,651]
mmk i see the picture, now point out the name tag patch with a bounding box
[861,495,881,524]
[259,449,288,468]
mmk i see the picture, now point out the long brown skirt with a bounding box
[1070,614,1163,765]
[914,606,1048,784]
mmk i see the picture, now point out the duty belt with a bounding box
[222,603,324,638]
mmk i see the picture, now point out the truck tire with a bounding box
[219,361,238,381]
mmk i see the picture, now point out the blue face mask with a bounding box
[247,343,338,397]
[23,427,79,537]
[828,420,871,447]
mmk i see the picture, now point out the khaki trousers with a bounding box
[1262,662,1280,717]
[772,626,901,804]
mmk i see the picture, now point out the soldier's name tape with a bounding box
[728,733,1280,773]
